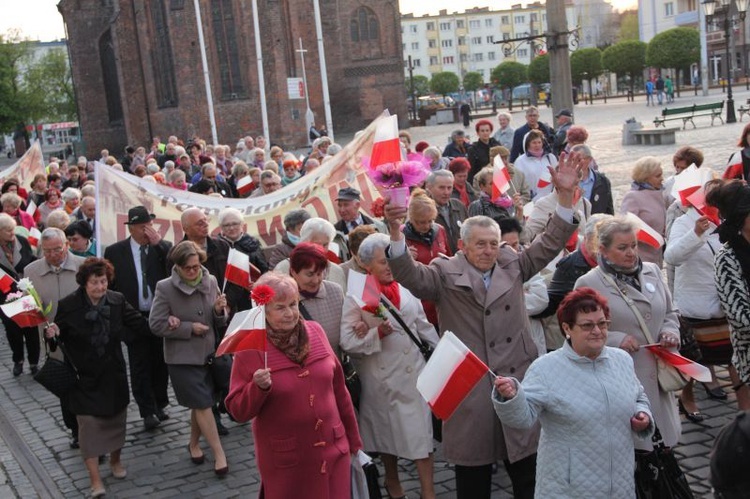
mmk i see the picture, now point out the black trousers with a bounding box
[127,333,169,418]
[3,317,40,365]
[61,398,78,437]
[455,453,537,499]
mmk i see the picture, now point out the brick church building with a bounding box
[58,0,408,154]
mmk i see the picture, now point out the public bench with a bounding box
[653,102,725,129]
[738,98,750,121]
[630,128,679,145]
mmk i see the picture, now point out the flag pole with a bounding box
[221,277,227,294]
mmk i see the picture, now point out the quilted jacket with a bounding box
[493,343,653,498]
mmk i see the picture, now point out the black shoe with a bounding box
[678,398,705,423]
[70,437,79,449]
[29,365,38,375]
[155,408,170,421]
[12,363,22,377]
[143,414,161,430]
[216,420,229,436]
[702,383,728,400]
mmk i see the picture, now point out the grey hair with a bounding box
[327,144,342,156]
[231,161,249,177]
[147,163,161,174]
[284,209,311,231]
[0,192,22,209]
[597,217,637,248]
[424,146,441,159]
[300,217,335,243]
[460,216,501,244]
[570,144,592,158]
[218,207,243,226]
[201,163,216,175]
[450,129,465,141]
[169,170,186,183]
[583,213,613,241]
[164,160,175,171]
[81,196,95,208]
[46,210,70,230]
[357,233,391,265]
[425,169,454,186]
[260,170,279,182]
[41,227,66,243]
[497,111,512,121]
[61,188,82,202]
[0,213,15,231]
[474,167,494,187]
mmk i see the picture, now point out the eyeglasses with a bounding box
[181,264,201,272]
[221,222,241,229]
[574,320,611,332]
[42,247,65,255]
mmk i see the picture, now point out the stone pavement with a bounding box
[2,89,750,497]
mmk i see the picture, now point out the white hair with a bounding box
[61,188,82,203]
[357,233,391,265]
[218,207,243,226]
[460,216,500,244]
[300,217,336,243]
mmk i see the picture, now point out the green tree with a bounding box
[646,27,700,96]
[430,71,460,98]
[0,31,30,133]
[570,47,603,85]
[405,75,430,97]
[602,40,647,95]
[21,48,77,123]
[491,61,527,110]
[527,54,550,85]
[618,11,640,41]
[462,71,484,92]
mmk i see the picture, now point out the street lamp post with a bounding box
[703,0,749,123]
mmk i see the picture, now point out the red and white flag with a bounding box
[623,213,664,249]
[417,331,490,421]
[724,152,743,180]
[216,306,266,356]
[25,199,37,217]
[671,165,712,206]
[236,176,255,196]
[537,167,552,189]
[0,295,46,328]
[326,242,342,264]
[224,248,251,290]
[492,155,511,199]
[685,187,721,226]
[27,227,41,248]
[369,115,402,169]
[0,268,15,294]
[347,270,381,308]
[644,344,711,382]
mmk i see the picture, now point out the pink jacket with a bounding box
[226,320,362,499]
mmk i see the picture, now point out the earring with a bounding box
[565,334,571,339]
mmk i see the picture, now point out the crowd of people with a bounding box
[2,111,749,498]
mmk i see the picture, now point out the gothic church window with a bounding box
[99,30,124,124]
[350,7,379,42]
[211,0,247,100]
[149,0,178,107]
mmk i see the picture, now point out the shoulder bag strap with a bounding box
[596,268,657,344]
[378,296,432,359]
[297,301,313,321]
[52,340,80,375]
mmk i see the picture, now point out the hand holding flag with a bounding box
[644,344,711,382]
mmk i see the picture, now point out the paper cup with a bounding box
[389,186,410,209]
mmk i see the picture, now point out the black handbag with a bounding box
[635,427,695,499]
[363,460,383,499]
[298,301,361,409]
[34,342,79,399]
[378,296,442,442]
[677,316,703,363]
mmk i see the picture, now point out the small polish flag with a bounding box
[492,156,511,199]
[685,187,721,226]
[224,249,251,290]
[671,165,712,206]
[236,176,255,196]
[27,227,41,248]
[623,213,664,249]
[347,270,381,308]
[250,262,262,283]
[216,306,266,356]
[644,344,711,382]
[327,242,342,264]
[0,268,15,293]
[0,295,46,328]
[26,200,37,216]
[537,167,552,189]
[417,331,490,420]
[723,152,743,180]
[369,115,402,169]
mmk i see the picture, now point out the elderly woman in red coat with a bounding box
[225,272,362,498]
[403,189,452,328]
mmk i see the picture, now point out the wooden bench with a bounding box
[653,102,725,129]
[630,127,679,145]
[739,98,750,121]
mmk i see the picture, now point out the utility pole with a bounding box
[407,56,417,121]
[296,38,315,145]
[546,0,574,116]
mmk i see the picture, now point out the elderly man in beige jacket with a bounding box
[383,152,583,499]
[25,228,86,448]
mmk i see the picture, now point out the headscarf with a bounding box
[84,292,111,357]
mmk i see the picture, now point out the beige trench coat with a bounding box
[574,263,682,449]
[388,213,577,466]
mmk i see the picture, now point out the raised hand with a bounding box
[550,151,584,208]
[383,195,407,239]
